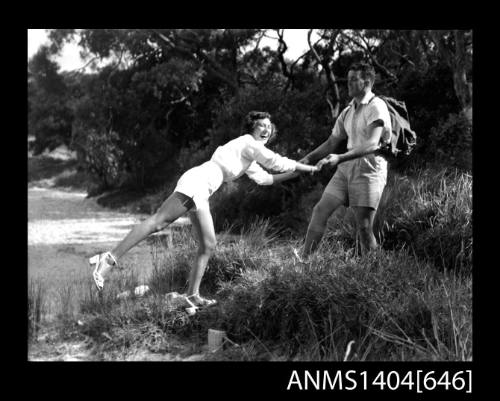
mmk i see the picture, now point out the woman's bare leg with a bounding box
[186,207,216,298]
[98,192,193,277]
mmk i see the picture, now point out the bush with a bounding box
[427,113,472,171]
[176,140,212,173]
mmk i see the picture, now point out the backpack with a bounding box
[338,95,417,159]
[372,95,417,158]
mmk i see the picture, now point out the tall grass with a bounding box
[378,168,472,273]
[28,279,47,341]
[324,167,472,274]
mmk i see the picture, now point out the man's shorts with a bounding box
[324,154,388,210]
[174,161,224,211]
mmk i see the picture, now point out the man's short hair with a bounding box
[242,111,271,136]
[349,62,376,85]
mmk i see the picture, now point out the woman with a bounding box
[89,111,319,308]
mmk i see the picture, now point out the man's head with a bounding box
[242,111,275,144]
[347,62,376,98]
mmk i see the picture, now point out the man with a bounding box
[298,61,392,258]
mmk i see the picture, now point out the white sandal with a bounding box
[89,252,118,291]
[186,294,217,307]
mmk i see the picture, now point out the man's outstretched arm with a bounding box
[300,135,344,164]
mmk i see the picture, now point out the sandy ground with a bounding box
[28,185,190,295]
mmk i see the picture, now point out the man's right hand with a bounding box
[317,153,341,169]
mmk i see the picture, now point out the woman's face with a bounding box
[251,118,272,144]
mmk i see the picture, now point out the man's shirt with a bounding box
[331,91,392,150]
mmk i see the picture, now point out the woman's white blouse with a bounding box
[210,134,297,185]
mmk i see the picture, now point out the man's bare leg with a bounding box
[352,206,378,254]
[302,193,344,258]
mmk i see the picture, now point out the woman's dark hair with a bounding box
[241,111,272,136]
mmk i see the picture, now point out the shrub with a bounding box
[428,112,472,171]
[176,140,212,173]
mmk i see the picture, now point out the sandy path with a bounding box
[28,185,189,290]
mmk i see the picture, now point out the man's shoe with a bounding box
[292,247,307,263]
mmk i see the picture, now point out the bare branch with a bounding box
[340,31,398,81]
[289,49,311,69]
[239,71,260,86]
[307,29,322,67]
[252,29,267,52]
[359,33,374,53]
[275,29,295,91]
[66,56,100,75]
[308,29,340,120]
[106,47,125,86]
[263,32,279,40]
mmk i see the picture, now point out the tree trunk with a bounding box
[308,29,340,120]
[453,30,472,123]
[429,30,472,124]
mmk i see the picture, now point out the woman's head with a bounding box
[242,111,276,144]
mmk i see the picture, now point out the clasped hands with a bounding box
[301,153,341,174]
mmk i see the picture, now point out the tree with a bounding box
[428,30,472,122]
[28,46,73,154]
[40,29,268,189]
[338,29,472,123]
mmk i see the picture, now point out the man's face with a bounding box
[347,70,368,98]
[251,118,272,144]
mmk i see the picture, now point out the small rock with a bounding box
[164,291,180,302]
[185,306,197,316]
[134,285,150,297]
[117,290,131,300]
[102,332,113,341]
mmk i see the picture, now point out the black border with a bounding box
[23,23,488,399]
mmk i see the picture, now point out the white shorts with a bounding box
[174,161,224,211]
